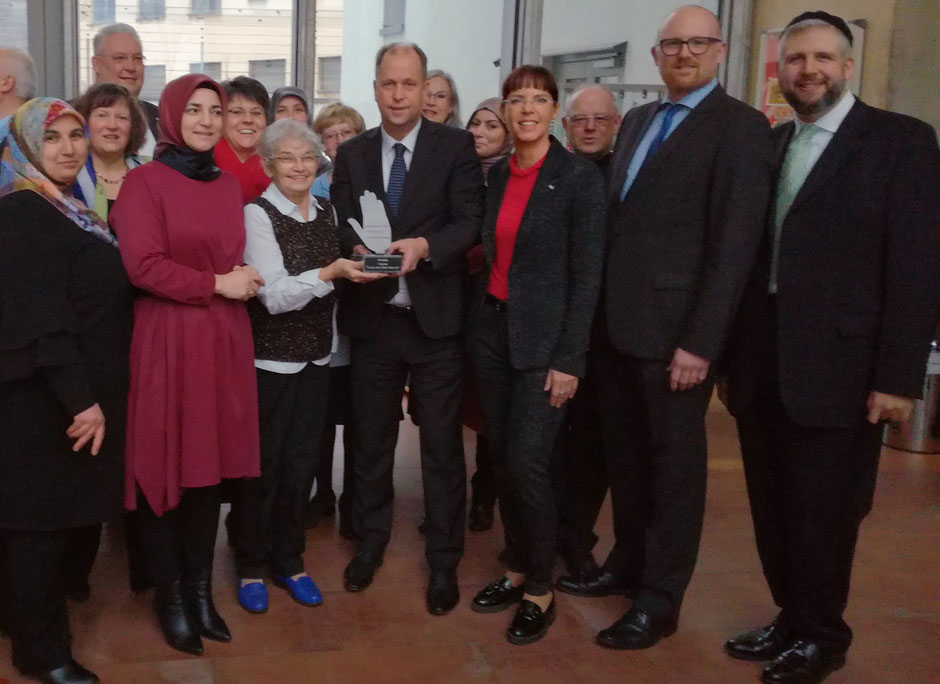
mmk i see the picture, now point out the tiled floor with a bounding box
[1,400,936,683]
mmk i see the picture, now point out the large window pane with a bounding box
[76,1,295,105]
[0,0,29,51]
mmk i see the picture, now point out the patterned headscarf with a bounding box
[0,98,116,245]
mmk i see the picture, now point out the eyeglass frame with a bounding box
[656,36,723,56]
[95,52,146,67]
[568,114,616,128]
[502,95,557,108]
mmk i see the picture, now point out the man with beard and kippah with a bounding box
[722,11,939,684]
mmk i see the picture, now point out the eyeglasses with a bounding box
[228,108,266,119]
[273,155,318,166]
[503,95,556,108]
[97,53,145,67]
[657,37,722,56]
[426,91,450,102]
[569,114,614,127]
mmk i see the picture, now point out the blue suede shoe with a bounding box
[237,581,269,614]
[273,574,323,607]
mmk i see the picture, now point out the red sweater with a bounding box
[487,153,546,300]
[214,137,270,204]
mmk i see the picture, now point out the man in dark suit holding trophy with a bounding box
[330,42,484,615]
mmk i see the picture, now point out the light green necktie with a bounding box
[769,123,819,292]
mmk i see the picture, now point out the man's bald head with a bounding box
[652,4,727,101]
[563,85,621,158]
[656,5,721,43]
[0,47,36,119]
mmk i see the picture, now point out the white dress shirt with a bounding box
[244,182,338,374]
[380,119,422,307]
[138,126,157,158]
[793,88,855,172]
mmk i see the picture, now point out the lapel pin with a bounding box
[547,184,555,190]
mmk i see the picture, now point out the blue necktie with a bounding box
[387,142,407,218]
[642,103,679,167]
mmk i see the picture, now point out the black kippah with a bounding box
[785,11,854,45]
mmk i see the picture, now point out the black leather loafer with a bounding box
[344,552,382,592]
[32,659,99,684]
[426,569,459,615]
[507,599,556,645]
[725,620,792,661]
[555,569,635,598]
[471,577,525,613]
[596,607,678,650]
[761,641,846,683]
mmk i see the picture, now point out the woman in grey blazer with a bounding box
[468,66,606,644]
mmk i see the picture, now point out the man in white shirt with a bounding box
[330,42,484,615]
[722,12,939,683]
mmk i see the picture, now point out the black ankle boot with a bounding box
[182,570,231,643]
[154,580,203,655]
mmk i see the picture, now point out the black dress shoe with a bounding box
[468,503,494,532]
[426,569,459,615]
[471,577,525,613]
[507,599,555,645]
[555,569,635,598]
[154,580,203,655]
[725,620,792,661]
[761,641,846,683]
[596,607,678,650]
[36,659,99,684]
[558,545,600,579]
[344,552,382,592]
[182,573,231,643]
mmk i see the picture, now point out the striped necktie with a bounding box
[387,142,407,218]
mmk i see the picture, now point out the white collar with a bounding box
[261,181,323,219]
[795,89,855,135]
[380,118,422,155]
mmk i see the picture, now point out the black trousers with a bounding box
[231,365,329,578]
[313,365,356,523]
[469,434,496,508]
[599,352,714,619]
[471,304,567,596]
[350,306,466,570]
[555,348,610,562]
[1,528,74,674]
[136,486,221,585]
[734,301,881,652]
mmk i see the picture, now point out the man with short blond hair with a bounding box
[597,5,773,649]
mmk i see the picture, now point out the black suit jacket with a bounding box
[139,99,159,139]
[473,137,606,377]
[331,118,484,339]
[725,100,940,428]
[605,85,774,361]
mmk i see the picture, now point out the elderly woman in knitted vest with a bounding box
[229,118,383,614]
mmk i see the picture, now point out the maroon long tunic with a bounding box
[111,161,260,515]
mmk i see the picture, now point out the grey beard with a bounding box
[783,79,846,119]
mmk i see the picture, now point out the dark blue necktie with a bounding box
[387,142,407,218]
[642,103,679,166]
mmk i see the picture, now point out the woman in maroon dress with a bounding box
[110,74,263,656]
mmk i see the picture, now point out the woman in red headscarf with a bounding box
[110,74,262,656]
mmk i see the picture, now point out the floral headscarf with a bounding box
[0,98,115,245]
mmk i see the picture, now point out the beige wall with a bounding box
[888,0,940,131]
[749,0,897,109]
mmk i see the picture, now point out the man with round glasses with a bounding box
[562,85,622,172]
[595,4,773,650]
